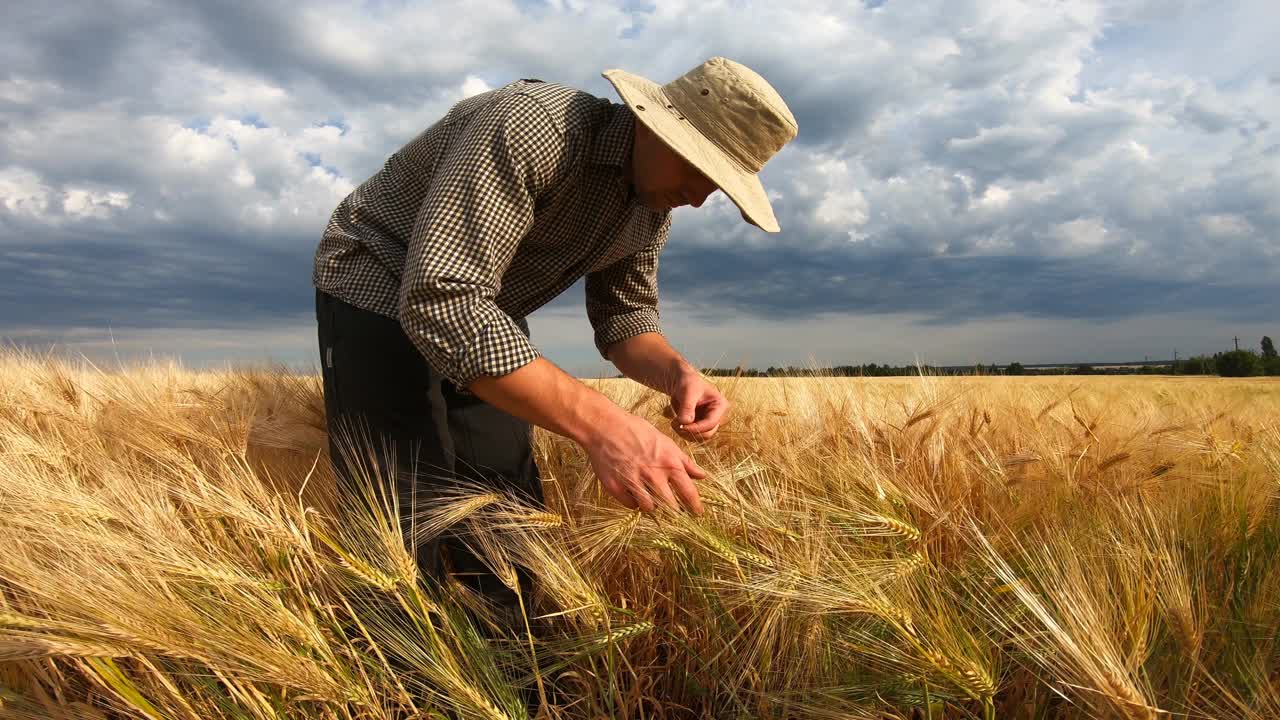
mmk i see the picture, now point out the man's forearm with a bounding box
[605,332,697,395]
[466,357,624,446]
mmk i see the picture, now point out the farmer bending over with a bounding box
[312,56,797,631]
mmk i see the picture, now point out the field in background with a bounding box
[2,347,1278,719]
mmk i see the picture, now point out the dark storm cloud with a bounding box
[1,228,315,331]
[2,3,154,101]
[175,1,457,106]
[653,245,1278,326]
[753,65,891,150]
[0,1,462,117]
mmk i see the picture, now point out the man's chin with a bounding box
[643,196,672,212]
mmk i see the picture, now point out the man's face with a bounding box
[630,118,720,213]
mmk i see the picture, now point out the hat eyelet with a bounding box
[700,88,710,96]
[635,104,645,111]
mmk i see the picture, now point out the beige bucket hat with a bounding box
[602,57,798,233]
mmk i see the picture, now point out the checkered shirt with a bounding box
[312,79,672,389]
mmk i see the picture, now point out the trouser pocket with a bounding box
[315,288,344,460]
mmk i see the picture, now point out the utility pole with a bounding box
[1234,336,1240,351]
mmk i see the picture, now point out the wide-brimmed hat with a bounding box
[602,57,797,233]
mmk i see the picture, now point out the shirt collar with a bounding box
[591,102,667,216]
[591,102,634,173]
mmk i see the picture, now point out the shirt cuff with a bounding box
[451,311,541,389]
[593,308,662,360]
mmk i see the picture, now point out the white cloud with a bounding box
[62,188,130,219]
[0,167,133,225]
[1048,216,1110,255]
[460,75,493,98]
[810,157,870,238]
[0,167,52,219]
[973,184,1011,211]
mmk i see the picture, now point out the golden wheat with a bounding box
[2,347,1278,719]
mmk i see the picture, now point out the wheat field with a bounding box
[1,345,1278,719]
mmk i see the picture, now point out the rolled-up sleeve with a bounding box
[585,215,671,360]
[398,93,571,388]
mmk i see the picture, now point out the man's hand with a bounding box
[667,369,730,441]
[582,413,707,514]
[605,333,730,441]
[467,357,707,515]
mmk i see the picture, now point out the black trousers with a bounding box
[314,287,543,633]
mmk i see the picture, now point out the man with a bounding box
[313,56,797,628]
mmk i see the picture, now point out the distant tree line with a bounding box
[703,364,963,378]
[1173,335,1279,377]
[691,336,1279,378]
[698,363,1174,378]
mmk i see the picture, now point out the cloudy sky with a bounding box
[2,0,1276,376]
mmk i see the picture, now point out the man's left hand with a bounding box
[668,370,730,441]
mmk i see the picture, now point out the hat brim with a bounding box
[602,68,780,233]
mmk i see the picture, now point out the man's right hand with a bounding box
[466,356,706,515]
[581,413,706,514]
